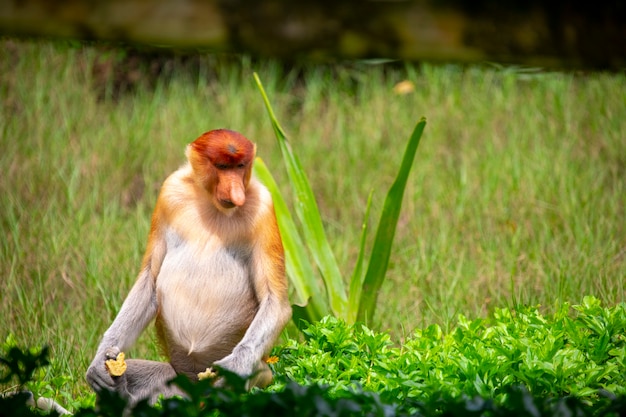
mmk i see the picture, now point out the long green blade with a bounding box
[254,158,328,322]
[254,73,348,317]
[357,119,426,323]
[347,190,373,323]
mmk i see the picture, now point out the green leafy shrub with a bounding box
[271,297,626,413]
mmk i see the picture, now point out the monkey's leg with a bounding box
[117,359,186,406]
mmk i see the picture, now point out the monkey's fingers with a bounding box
[105,352,127,377]
[104,346,121,360]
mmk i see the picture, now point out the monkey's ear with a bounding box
[252,143,257,159]
[186,144,207,177]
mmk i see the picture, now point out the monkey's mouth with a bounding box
[219,200,237,209]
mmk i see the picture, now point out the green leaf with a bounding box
[357,118,426,323]
[347,190,373,323]
[291,300,315,333]
[254,73,348,317]
[254,158,328,322]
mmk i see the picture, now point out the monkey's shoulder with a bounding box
[243,177,274,214]
[158,165,203,203]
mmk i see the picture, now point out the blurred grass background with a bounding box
[1,39,624,404]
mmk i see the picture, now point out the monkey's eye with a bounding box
[214,163,229,170]
[237,163,246,168]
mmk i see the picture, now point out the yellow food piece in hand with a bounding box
[105,352,127,377]
[197,367,217,381]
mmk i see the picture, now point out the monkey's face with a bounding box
[187,129,256,212]
[211,164,249,209]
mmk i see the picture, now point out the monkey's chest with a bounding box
[155,239,258,356]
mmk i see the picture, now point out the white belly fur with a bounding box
[156,229,258,363]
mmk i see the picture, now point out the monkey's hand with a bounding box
[86,346,127,392]
[212,347,258,386]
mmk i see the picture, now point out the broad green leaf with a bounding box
[254,158,328,322]
[358,119,426,323]
[254,73,348,317]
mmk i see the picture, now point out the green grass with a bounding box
[1,39,625,409]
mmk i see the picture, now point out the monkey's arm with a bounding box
[86,212,167,391]
[214,208,291,378]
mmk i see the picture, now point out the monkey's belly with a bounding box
[155,243,258,366]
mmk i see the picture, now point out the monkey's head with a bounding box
[187,129,256,212]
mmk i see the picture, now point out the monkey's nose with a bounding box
[227,187,246,207]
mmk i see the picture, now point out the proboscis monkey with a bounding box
[86,129,292,405]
